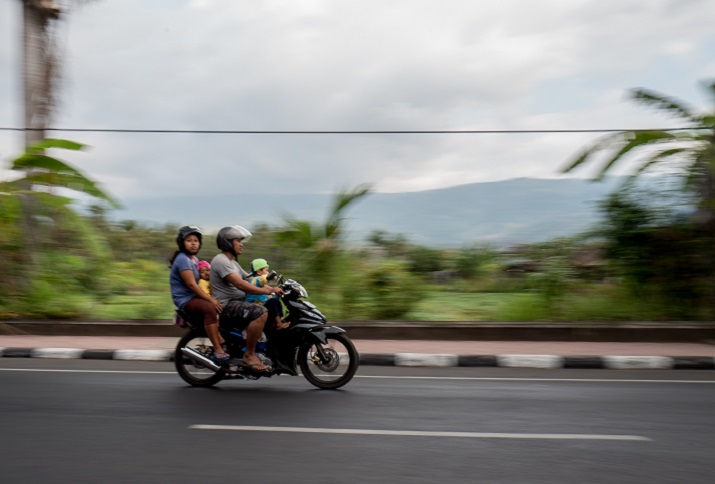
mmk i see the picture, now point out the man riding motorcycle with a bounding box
[209,225,284,372]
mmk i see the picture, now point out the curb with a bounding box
[4,320,715,342]
[1,347,714,369]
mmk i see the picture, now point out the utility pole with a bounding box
[21,0,61,147]
[17,1,61,286]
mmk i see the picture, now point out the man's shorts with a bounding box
[219,300,267,331]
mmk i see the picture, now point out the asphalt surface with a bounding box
[1,335,715,369]
[1,359,714,483]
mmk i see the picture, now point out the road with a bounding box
[1,359,714,484]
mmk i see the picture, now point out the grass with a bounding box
[88,294,173,320]
[79,290,534,322]
[0,280,698,322]
[408,292,542,321]
[406,285,681,322]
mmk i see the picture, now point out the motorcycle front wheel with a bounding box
[174,331,226,387]
[298,332,359,389]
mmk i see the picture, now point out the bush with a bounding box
[15,279,89,318]
[362,261,422,319]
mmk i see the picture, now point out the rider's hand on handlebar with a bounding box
[272,287,285,297]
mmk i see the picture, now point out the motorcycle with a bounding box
[173,273,359,390]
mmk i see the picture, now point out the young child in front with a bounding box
[246,258,289,330]
[198,260,212,296]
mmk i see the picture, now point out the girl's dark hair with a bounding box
[169,250,181,267]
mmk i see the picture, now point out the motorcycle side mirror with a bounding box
[267,270,278,281]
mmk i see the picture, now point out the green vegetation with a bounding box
[0,214,713,321]
[563,79,715,320]
[3,80,715,322]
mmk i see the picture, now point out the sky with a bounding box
[2,0,715,208]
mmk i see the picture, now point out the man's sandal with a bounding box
[241,361,270,373]
[211,352,230,363]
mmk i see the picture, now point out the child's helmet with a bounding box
[176,225,202,251]
[251,258,269,272]
[216,225,252,254]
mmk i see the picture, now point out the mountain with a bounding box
[111,177,623,247]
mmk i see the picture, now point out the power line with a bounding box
[0,126,705,135]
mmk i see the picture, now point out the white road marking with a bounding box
[356,375,715,384]
[189,424,651,441]
[0,368,172,374]
[0,368,713,384]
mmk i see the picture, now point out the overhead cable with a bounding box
[0,126,703,135]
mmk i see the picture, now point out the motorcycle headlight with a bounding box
[286,279,308,298]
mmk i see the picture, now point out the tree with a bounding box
[276,184,371,313]
[407,246,445,274]
[277,184,372,270]
[453,245,497,279]
[1,138,119,298]
[597,190,712,318]
[367,229,409,258]
[562,80,715,230]
[563,80,715,318]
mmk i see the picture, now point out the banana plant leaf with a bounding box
[21,172,121,208]
[12,153,86,177]
[26,138,85,153]
[27,191,74,209]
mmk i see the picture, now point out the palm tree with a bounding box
[279,184,372,249]
[563,80,715,317]
[274,184,371,317]
[562,80,715,230]
[277,184,372,280]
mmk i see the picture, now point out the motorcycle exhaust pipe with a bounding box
[180,347,221,372]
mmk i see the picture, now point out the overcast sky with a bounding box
[1,0,714,204]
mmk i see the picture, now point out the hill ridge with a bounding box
[112,177,623,246]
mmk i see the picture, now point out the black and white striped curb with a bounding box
[1,347,714,369]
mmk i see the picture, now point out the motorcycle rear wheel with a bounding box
[174,331,226,387]
[298,332,359,389]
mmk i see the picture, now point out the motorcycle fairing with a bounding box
[286,300,327,322]
[292,324,346,345]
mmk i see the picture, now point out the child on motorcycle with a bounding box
[198,260,212,296]
[247,258,289,330]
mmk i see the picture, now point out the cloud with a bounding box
[1,0,714,201]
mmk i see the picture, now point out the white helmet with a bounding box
[216,225,252,254]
